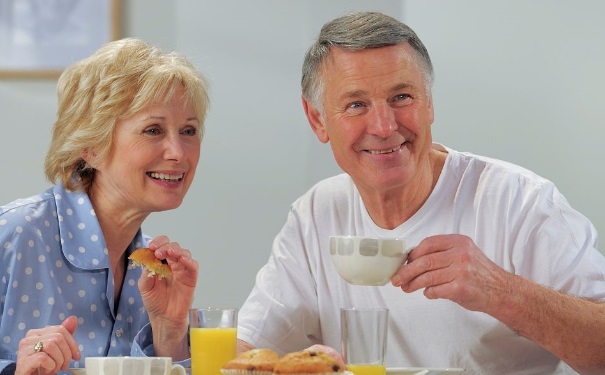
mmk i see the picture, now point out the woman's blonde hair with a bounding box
[44,38,210,192]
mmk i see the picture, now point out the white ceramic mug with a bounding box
[85,357,186,375]
[330,236,409,285]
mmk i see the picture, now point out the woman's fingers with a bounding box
[16,317,80,374]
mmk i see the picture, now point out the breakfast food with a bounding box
[273,350,344,374]
[222,349,344,375]
[222,348,281,374]
[128,247,171,279]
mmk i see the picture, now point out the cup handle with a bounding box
[171,364,186,375]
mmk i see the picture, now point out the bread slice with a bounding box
[128,247,172,279]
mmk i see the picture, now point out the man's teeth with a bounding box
[368,145,401,155]
[148,172,183,181]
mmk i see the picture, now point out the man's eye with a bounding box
[345,101,367,115]
[392,94,413,107]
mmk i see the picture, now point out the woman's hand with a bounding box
[15,316,80,375]
[137,235,199,360]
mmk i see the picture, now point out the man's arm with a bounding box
[394,234,605,374]
[237,339,255,355]
[486,273,605,374]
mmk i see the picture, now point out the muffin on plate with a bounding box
[222,348,280,375]
[273,350,344,374]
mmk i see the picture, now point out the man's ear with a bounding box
[302,96,329,144]
[427,94,435,125]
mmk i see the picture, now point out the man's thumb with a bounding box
[61,315,79,335]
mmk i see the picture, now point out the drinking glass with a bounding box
[341,307,388,375]
[189,307,238,375]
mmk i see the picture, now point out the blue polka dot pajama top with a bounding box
[0,183,186,371]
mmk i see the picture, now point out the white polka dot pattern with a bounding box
[0,184,154,368]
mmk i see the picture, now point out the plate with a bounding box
[387,367,464,375]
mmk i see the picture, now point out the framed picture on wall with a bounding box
[0,0,121,79]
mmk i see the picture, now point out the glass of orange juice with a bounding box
[341,307,388,375]
[189,307,238,375]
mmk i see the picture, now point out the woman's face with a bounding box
[90,86,201,215]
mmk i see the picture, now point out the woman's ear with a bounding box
[81,148,97,168]
[302,96,329,144]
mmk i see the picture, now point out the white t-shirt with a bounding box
[238,145,605,375]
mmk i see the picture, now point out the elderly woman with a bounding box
[0,38,209,374]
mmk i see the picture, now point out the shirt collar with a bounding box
[54,183,146,270]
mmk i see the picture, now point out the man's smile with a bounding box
[363,142,405,155]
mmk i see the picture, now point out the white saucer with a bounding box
[387,367,464,375]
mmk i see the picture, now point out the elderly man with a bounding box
[236,11,605,375]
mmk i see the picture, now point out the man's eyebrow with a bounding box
[391,82,415,92]
[339,83,416,100]
[339,89,367,100]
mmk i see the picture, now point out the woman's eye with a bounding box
[144,127,162,135]
[182,127,198,136]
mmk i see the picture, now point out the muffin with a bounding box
[128,247,172,278]
[273,350,344,374]
[222,348,280,375]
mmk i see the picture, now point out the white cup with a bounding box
[330,236,409,286]
[85,357,186,375]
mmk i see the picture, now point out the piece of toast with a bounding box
[128,247,172,279]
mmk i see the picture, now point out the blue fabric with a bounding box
[0,183,155,370]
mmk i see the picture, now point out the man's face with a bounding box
[304,43,434,196]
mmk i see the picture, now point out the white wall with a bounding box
[166,0,402,308]
[1,1,603,310]
[403,0,605,246]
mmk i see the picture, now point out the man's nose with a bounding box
[366,104,397,138]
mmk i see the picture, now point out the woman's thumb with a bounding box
[61,315,79,335]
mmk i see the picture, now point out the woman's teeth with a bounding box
[148,172,183,181]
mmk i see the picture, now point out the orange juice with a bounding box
[190,327,237,375]
[347,364,386,375]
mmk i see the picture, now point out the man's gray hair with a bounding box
[301,11,434,112]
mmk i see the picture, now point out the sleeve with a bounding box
[131,323,191,368]
[0,211,17,375]
[0,362,15,375]
[237,206,322,355]
[512,181,605,298]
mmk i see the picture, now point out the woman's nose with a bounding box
[163,135,186,161]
